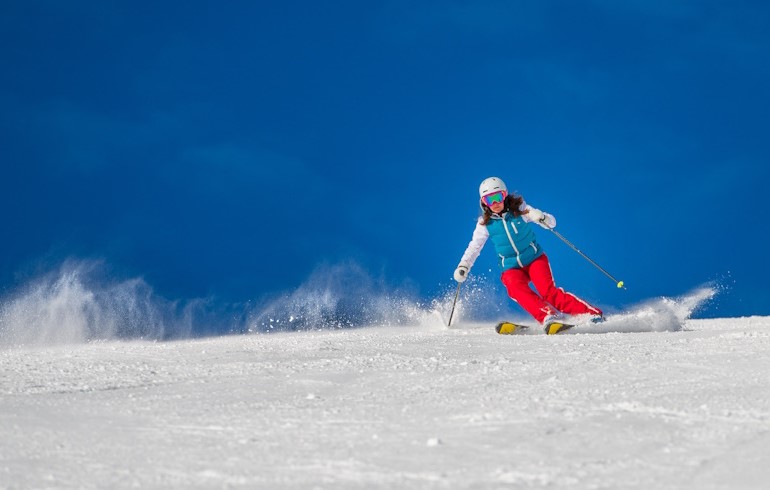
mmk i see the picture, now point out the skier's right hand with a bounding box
[454,265,469,283]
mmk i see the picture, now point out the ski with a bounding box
[544,322,575,335]
[495,322,530,335]
[495,321,576,335]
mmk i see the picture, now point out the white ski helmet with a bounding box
[479,177,507,198]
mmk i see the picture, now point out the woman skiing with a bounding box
[454,177,602,333]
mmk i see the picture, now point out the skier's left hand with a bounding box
[527,208,556,229]
[527,208,545,223]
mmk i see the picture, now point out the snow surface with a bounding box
[1,289,769,489]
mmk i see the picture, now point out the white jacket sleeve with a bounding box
[521,202,556,229]
[458,220,489,269]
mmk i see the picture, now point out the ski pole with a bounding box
[547,227,626,289]
[447,282,461,327]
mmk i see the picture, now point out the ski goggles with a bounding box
[481,190,507,206]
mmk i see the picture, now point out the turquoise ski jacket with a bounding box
[485,212,543,270]
[458,203,554,271]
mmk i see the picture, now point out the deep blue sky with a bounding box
[2,1,769,319]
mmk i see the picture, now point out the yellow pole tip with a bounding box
[617,281,624,288]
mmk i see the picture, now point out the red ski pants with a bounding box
[501,254,602,324]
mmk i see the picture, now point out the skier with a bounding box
[454,177,603,333]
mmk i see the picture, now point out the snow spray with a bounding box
[0,259,721,347]
[0,260,201,347]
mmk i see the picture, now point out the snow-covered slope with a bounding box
[2,313,768,489]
